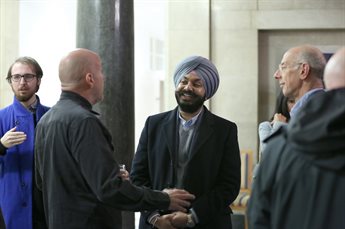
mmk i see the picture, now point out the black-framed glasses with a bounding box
[11,74,37,82]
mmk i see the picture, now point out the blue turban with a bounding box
[173,56,219,99]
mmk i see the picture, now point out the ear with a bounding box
[85,73,94,87]
[37,77,42,86]
[299,63,310,80]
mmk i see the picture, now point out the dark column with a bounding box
[76,0,135,228]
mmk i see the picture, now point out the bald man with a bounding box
[130,56,241,229]
[324,47,345,90]
[274,45,326,118]
[248,47,345,229]
[34,49,194,229]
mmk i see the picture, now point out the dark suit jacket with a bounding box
[131,106,241,229]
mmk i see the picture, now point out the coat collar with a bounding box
[60,91,99,115]
[13,95,38,116]
[189,106,214,159]
[162,106,215,161]
[162,107,179,164]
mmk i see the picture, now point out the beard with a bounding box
[13,85,39,102]
[15,94,33,102]
[175,90,205,113]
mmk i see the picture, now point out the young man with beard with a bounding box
[131,56,241,229]
[0,57,49,229]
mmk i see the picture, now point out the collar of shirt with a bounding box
[290,88,324,118]
[178,107,204,129]
[60,90,100,116]
[27,99,38,113]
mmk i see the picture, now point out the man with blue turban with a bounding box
[131,56,241,229]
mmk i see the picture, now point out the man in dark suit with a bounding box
[131,56,241,229]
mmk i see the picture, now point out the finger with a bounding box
[164,188,187,194]
[11,132,26,137]
[8,127,17,132]
[12,137,26,145]
[177,199,192,208]
[12,141,25,146]
[170,205,187,212]
[10,136,27,143]
[176,193,195,200]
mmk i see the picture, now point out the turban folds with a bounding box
[173,56,219,99]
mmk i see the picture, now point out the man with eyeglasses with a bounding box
[273,44,326,119]
[0,57,49,229]
[253,45,326,181]
[248,47,345,229]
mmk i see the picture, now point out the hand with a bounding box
[0,127,26,148]
[170,212,188,228]
[117,164,130,181]
[272,113,287,123]
[154,214,177,229]
[163,188,195,212]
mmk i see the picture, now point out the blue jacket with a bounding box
[0,96,49,229]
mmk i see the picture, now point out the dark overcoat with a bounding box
[131,106,241,229]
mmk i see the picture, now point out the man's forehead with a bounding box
[281,51,296,64]
[12,63,34,72]
[182,71,201,80]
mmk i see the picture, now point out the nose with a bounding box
[184,81,194,91]
[19,76,27,84]
[273,69,281,80]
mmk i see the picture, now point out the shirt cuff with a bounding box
[190,208,199,224]
[0,141,7,155]
[147,211,160,225]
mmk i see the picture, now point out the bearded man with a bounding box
[0,57,49,229]
[131,56,241,229]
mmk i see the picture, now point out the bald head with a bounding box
[286,44,326,81]
[324,47,345,90]
[59,48,100,89]
[58,48,104,105]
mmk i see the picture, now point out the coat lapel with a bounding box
[189,107,214,160]
[162,108,179,164]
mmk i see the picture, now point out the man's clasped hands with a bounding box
[118,167,196,229]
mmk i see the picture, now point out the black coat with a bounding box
[247,88,345,229]
[131,106,241,229]
[35,91,170,229]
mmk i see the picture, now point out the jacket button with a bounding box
[15,120,20,125]
[22,202,27,207]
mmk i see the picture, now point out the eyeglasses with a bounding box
[11,74,37,82]
[278,62,303,72]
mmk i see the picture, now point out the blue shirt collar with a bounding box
[178,107,204,129]
[290,88,324,119]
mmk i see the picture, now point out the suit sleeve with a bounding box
[130,117,161,226]
[130,117,152,188]
[75,118,169,211]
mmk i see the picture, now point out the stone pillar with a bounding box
[76,0,135,228]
